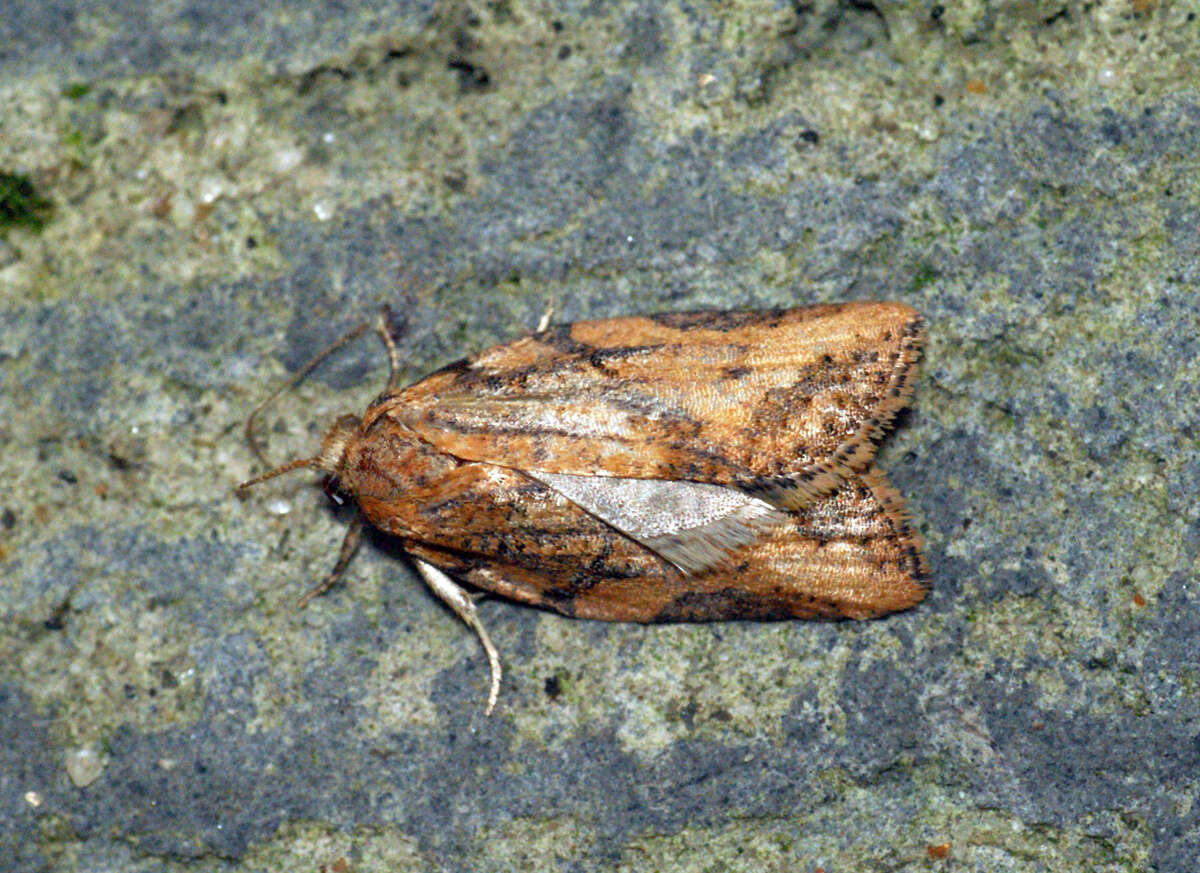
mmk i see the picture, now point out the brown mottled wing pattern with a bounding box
[375,303,923,507]
[390,462,927,622]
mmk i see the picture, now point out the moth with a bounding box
[240,303,927,713]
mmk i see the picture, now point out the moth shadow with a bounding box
[361,522,414,570]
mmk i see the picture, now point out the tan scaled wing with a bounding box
[375,458,927,623]
[373,303,923,509]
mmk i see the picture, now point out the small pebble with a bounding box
[65,747,104,788]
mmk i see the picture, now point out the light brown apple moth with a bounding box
[241,303,927,713]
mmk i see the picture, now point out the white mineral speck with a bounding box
[198,177,224,204]
[65,747,104,788]
[273,148,303,172]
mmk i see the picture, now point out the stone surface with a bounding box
[2,1,1197,871]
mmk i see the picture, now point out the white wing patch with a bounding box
[529,471,788,574]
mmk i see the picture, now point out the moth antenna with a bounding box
[244,319,373,468]
[236,455,321,493]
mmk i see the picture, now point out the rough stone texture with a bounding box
[2,1,1197,871]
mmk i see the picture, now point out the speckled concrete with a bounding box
[2,2,1198,871]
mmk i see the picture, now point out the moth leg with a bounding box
[297,514,364,609]
[413,558,502,716]
[374,305,403,390]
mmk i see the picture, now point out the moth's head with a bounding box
[315,414,362,477]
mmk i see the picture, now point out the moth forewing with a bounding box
[390,302,923,509]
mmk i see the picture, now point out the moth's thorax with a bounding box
[333,407,460,534]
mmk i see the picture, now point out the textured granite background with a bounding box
[2,1,1198,871]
